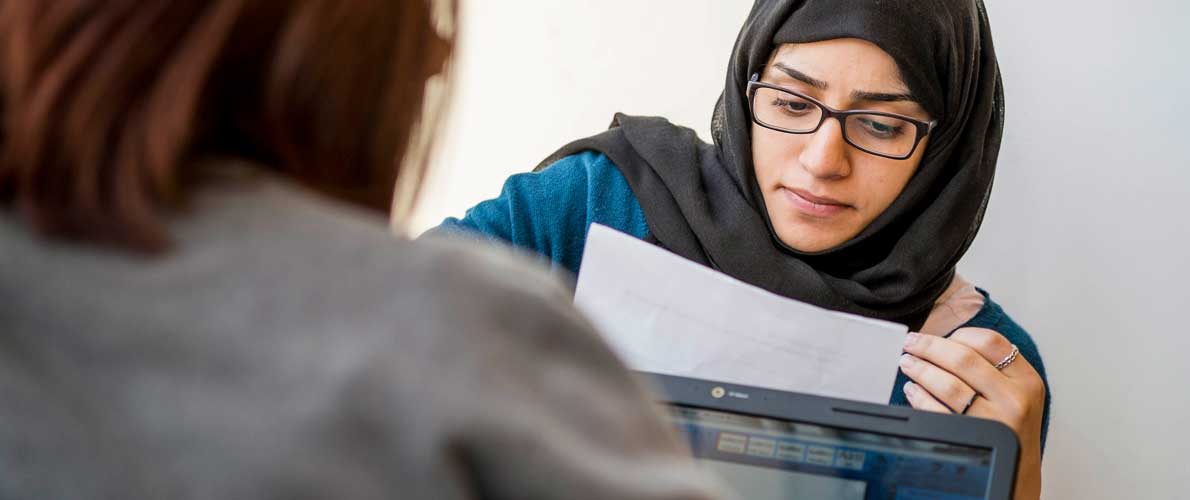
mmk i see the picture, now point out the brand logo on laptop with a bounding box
[711,385,750,399]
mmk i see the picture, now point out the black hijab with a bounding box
[539,0,1003,330]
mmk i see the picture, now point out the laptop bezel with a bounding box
[642,372,1019,500]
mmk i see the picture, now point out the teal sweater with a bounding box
[436,151,1051,447]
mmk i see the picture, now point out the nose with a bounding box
[797,118,851,180]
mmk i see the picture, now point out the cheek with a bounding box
[751,125,803,185]
[854,159,917,215]
[858,138,929,213]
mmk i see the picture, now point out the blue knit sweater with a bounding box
[435,150,1051,447]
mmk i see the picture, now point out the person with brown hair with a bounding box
[0,1,727,499]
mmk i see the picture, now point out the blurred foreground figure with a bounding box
[0,1,724,498]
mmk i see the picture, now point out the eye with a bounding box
[855,117,905,139]
[771,97,814,116]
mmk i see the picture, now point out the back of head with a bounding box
[0,0,453,252]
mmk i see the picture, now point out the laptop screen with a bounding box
[665,404,995,500]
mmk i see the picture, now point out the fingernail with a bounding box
[904,332,921,348]
[899,353,915,369]
[903,381,916,396]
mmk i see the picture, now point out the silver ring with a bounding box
[960,392,979,415]
[994,344,1020,370]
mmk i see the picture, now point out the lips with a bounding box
[781,187,852,217]
[788,188,848,206]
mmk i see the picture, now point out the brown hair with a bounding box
[0,0,454,252]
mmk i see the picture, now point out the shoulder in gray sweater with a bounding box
[0,167,728,500]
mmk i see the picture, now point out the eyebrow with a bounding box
[771,62,917,104]
[773,63,827,89]
[852,90,917,103]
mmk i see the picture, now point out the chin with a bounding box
[773,225,844,253]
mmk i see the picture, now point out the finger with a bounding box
[903,332,1011,401]
[948,328,1039,380]
[899,354,977,413]
[958,395,994,420]
[902,381,951,414]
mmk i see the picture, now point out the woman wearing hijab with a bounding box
[0,1,729,499]
[437,0,1050,497]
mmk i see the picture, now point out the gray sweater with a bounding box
[0,167,727,500]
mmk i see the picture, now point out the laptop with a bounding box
[644,373,1019,500]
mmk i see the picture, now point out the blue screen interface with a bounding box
[666,405,996,500]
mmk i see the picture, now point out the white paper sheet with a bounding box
[574,224,907,404]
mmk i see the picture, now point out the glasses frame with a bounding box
[746,73,937,160]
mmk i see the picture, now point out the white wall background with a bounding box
[411,1,1190,498]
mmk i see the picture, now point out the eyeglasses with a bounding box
[746,73,937,160]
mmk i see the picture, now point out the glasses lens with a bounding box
[844,114,919,158]
[752,86,823,133]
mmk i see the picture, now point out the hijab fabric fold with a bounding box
[538,0,1003,330]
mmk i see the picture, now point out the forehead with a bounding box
[767,39,909,92]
